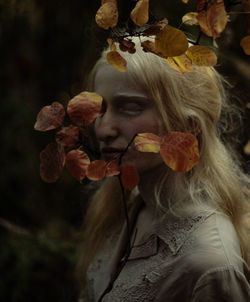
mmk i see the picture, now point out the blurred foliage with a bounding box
[0,1,249,302]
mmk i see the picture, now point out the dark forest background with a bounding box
[0,1,249,301]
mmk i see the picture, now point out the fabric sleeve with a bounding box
[191,266,250,302]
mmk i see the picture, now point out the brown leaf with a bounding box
[55,125,79,147]
[187,45,217,66]
[160,132,199,172]
[134,133,161,153]
[130,0,149,26]
[107,38,117,51]
[243,139,250,155]
[182,12,199,26]
[121,166,140,190]
[66,149,90,182]
[106,51,127,72]
[102,0,117,4]
[67,91,103,127]
[40,143,66,183]
[155,27,188,57]
[118,39,136,54]
[95,2,118,30]
[34,102,65,132]
[106,160,120,176]
[86,160,107,181]
[240,36,250,55]
[142,18,168,36]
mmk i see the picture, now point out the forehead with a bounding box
[94,63,150,100]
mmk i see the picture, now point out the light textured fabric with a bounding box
[83,197,250,302]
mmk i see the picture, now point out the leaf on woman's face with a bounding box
[34,102,65,132]
[134,133,161,153]
[187,45,217,66]
[95,2,118,30]
[86,160,107,180]
[106,51,127,72]
[182,12,199,26]
[240,36,250,55]
[40,143,65,183]
[67,91,103,127]
[55,125,79,147]
[121,166,140,190]
[65,149,90,182]
[160,132,199,173]
[155,27,188,57]
[106,160,120,176]
[130,0,149,26]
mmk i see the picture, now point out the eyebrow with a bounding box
[110,94,151,103]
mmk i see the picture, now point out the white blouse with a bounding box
[82,197,250,302]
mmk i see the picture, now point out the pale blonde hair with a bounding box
[77,38,250,287]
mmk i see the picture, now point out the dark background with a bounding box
[0,1,249,301]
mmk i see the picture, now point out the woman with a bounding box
[77,37,250,301]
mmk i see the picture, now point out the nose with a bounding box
[95,110,119,143]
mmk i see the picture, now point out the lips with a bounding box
[101,147,125,160]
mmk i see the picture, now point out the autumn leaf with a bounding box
[243,139,250,155]
[55,125,79,147]
[182,12,199,26]
[65,149,90,182]
[86,160,107,180]
[160,132,199,172]
[95,2,118,30]
[102,0,117,4]
[106,50,127,72]
[187,45,217,66]
[130,0,149,26]
[121,166,140,190]
[155,27,188,57]
[118,39,136,54]
[34,102,65,132]
[173,54,192,72]
[182,0,189,3]
[142,18,168,36]
[134,133,161,153]
[107,38,117,51]
[106,160,120,176]
[240,36,250,55]
[166,57,184,76]
[67,91,103,126]
[40,142,66,183]
[141,40,165,58]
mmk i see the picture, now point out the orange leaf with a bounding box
[95,2,118,30]
[187,45,217,66]
[243,139,250,155]
[160,132,199,172]
[173,54,192,72]
[182,12,199,26]
[240,36,250,55]
[130,0,149,26]
[106,51,127,72]
[67,91,102,126]
[106,160,120,176]
[66,149,90,182]
[166,57,184,76]
[40,143,65,183]
[142,18,168,36]
[134,133,161,153]
[86,160,107,180]
[121,166,140,190]
[34,102,65,132]
[55,125,79,147]
[155,27,188,57]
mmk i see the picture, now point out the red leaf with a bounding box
[65,149,90,182]
[67,91,103,126]
[55,125,79,147]
[86,160,107,180]
[121,166,140,190]
[34,102,65,132]
[40,143,66,183]
[160,132,199,172]
[106,160,120,176]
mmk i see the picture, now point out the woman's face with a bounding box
[94,63,165,173]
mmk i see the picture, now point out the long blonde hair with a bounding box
[77,38,250,287]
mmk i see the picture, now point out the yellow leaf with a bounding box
[182,12,199,26]
[107,38,116,51]
[95,2,118,30]
[187,45,217,66]
[155,27,188,57]
[243,139,250,155]
[166,57,184,76]
[173,54,192,72]
[134,133,161,153]
[240,36,250,55]
[182,0,189,3]
[106,50,127,72]
[130,0,149,26]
